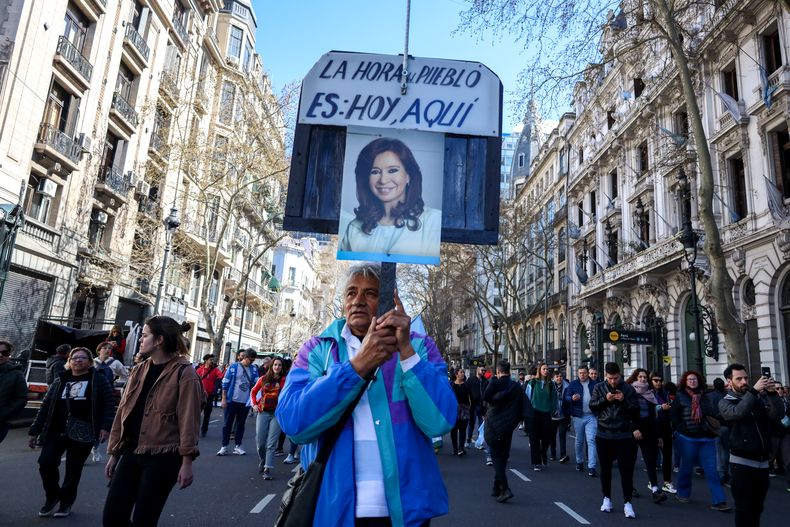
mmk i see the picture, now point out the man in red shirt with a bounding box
[196,354,224,437]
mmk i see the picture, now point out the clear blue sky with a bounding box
[252,0,527,132]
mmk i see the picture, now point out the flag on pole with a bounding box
[568,221,581,239]
[765,176,788,222]
[658,126,688,147]
[715,90,742,121]
[760,66,778,110]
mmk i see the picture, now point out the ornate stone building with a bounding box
[560,0,790,382]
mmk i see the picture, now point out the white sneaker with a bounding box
[662,482,677,494]
[233,445,246,455]
[216,446,228,456]
[91,447,102,463]
[624,502,635,518]
[283,454,296,464]
[601,497,612,513]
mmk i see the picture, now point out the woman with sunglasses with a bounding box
[650,372,677,494]
[103,317,204,526]
[28,347,116,518]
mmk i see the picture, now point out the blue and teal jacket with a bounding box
[276,319,456,527]
[221,362,258,406]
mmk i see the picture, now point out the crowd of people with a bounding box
[2,262,789,526]
[447,358,790,525]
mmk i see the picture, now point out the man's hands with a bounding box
[572,393,581,401]
[754,377,776,393]
[350,290,413,378]
[605,392,617,402]
[375,289,414,359]
[99,429,110,443]
[28,436,37,449]
[350,316,398,378]
[633,430,643,441]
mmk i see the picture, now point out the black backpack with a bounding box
[96,358,115,384]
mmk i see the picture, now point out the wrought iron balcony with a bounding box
[111,92,139,127]
[137,195,160,218]
[159,69,178,99]
[172,15,189,44]
[124,24,150,62]
[55,35,93,83]
[97,165,131,196]
[150,132,165,153]
[37,123,82,166]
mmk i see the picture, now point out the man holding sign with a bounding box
[277,263,456,526]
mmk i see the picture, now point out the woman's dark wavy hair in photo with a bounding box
[353,137,425,235]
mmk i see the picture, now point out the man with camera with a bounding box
[719,364,785,527]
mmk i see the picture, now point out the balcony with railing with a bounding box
[137,195,160,219]
[53,35,93,91]
[96,165,131,202]
[20,217,61,252]
[159,70,179,105]
[109,92,139,137]
[172,15,189,46]
[34,123,82,172]
[72,0,107,22]
[123,24,150,70]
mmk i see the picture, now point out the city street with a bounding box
[0,415,787,526]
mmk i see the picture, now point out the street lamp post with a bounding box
[491,315,501,370]
[677,170,705,374]
[154,207,181,315]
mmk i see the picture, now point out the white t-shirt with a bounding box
[341,323,420,518]
[581,379,592,414]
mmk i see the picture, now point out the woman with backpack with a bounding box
[102,317,204,526]
[250,357,285,480]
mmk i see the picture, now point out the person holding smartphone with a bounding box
[720,364,784,527]
[589,362,640,518]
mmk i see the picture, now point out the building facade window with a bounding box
[288,267,296,287]
[64,3,89,53]
[115,62,134,102]
[228,25,243,58]
[763,26,783,75]
[770,127,790,199]
[518,152,525,168]
[43,81,79,135]
[637,141,649,177]
[729,155,747,221]
[722,62,739,100]
[219,81,235,124]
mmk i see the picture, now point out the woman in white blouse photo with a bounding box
[339,137,441,262]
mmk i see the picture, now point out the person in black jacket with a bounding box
[28,347,116,518]
[719,364,784,527]
[0,340,27,444]
[483,360,523,503]
[589,362,639,519]
[45,344,70,386]
[465,366,488,446]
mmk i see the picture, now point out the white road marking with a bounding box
[568,434,576,439]
[209,419,219,424]
[554,502,590,524]
[250,494,276,514]
[509,468,531,482]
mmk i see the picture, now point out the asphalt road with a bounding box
[0,415,787,526]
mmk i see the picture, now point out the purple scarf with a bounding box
[632,380,658,404]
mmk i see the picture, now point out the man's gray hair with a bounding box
[344,262,381,289]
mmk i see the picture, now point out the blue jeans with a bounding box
[256,411,281,468]
[675,433,726,504]
[573,414,597,469]
[467,403,484,442]
[222,402,249,447]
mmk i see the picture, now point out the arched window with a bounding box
[547,319,555,351]
[558,315,566,348]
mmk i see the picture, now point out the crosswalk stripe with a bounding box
[250,494,276,514]
[509,468,531,482]
[554,502,590,524]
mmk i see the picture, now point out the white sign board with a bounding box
[298,51,501,137]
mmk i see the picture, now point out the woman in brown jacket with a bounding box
[102,316,204,526]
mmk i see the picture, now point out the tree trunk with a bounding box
[656,1,746,365]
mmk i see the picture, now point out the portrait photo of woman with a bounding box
[338,129,443,264]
